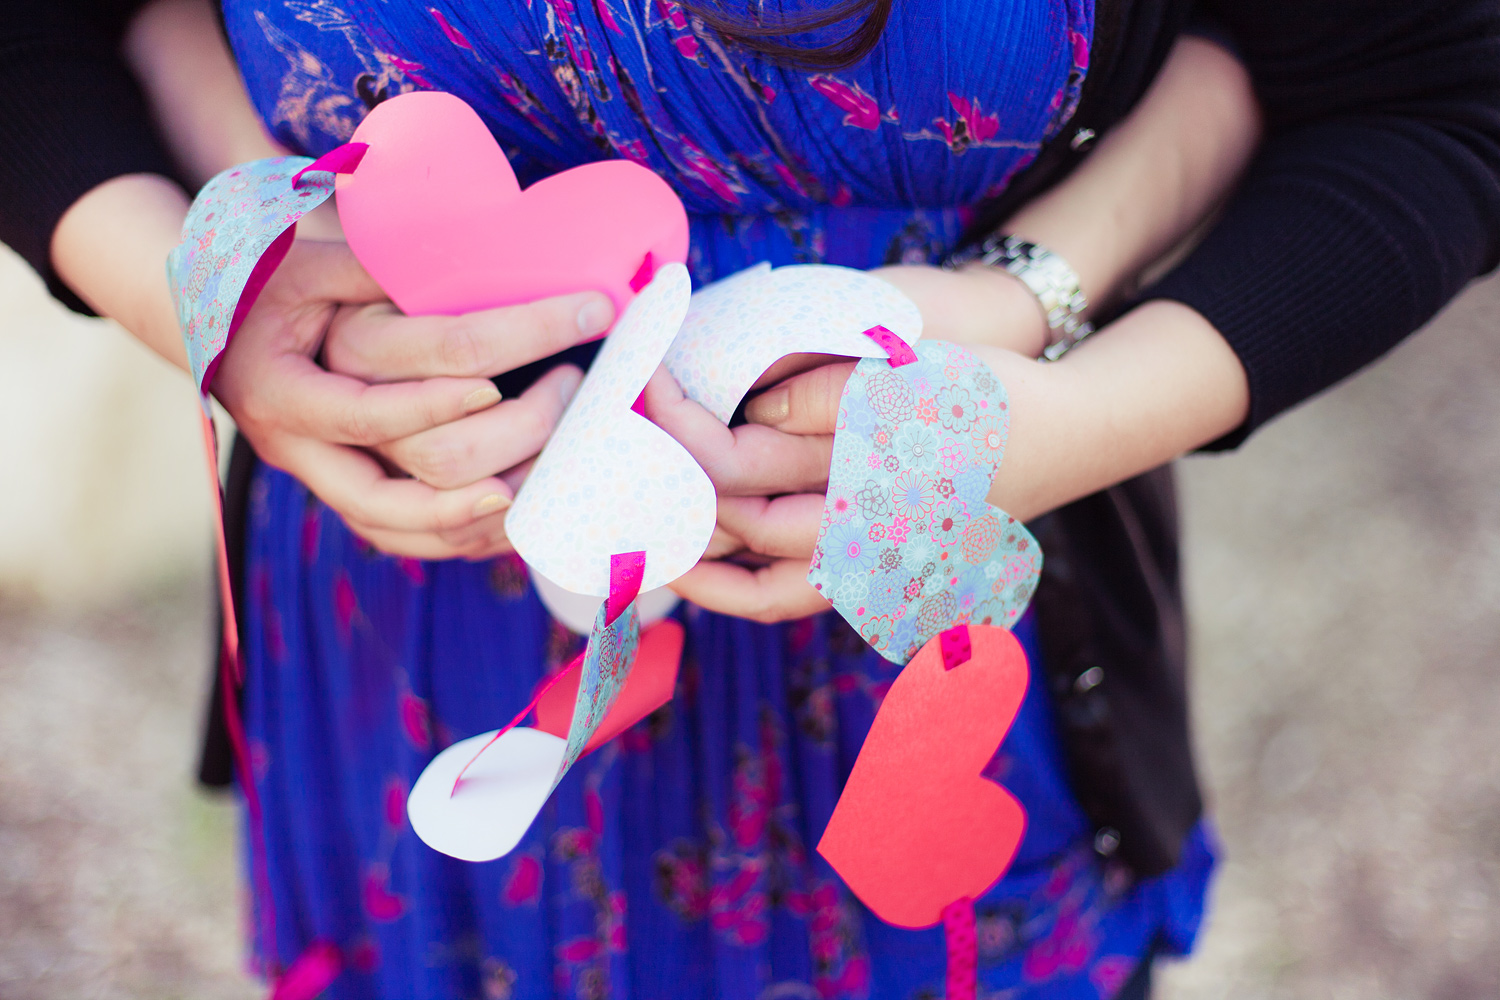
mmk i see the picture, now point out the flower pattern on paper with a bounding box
[809,342,1042,664]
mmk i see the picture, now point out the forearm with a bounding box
[51,173,190,371]
[123,0,284,187]
[1004,36,1260,311]
[944,36,1261,357]
[982,299,1249,521]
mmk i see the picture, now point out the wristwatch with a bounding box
[942,235,1095,362]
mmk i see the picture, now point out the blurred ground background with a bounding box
[0,239,1497,999]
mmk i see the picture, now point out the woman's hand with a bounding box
[652,299,1250,622]
[211,238,615,561]
[871,263,1050,356]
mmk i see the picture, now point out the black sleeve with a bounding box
[1146,0,1500,447]
[0,0,177,309]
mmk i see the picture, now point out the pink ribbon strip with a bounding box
[942,896,978,1000]
[862,324,918,367]
[939,625,972,671]
[606,551,646,626]
[269,940,341,1000]
[292,142,369,188]
[629,251,656,292]
[448,651,583,797]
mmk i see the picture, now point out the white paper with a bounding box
[506,263,716,595]
[532,569,680,635]
[407,727,568,862]
[664,263,923,423]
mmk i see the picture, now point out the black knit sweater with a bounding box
[3,0,1499,443]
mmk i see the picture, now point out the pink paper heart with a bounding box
[336,91,689,319]
[817,624,1028,928]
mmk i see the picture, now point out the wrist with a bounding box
[950,264,1052,357]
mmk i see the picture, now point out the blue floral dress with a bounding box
[224,2,1215,997]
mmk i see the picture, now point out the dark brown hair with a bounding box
[683,0,893,70]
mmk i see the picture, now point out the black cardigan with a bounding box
[4,0,1499,875]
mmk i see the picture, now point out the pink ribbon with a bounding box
[862,324,918,367]
[942,896,978,1000]
[939,625,972,671]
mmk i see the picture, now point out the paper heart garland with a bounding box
[533,619,684,754]
[506,263,717,596]
[664,262,923,423]
[816,624,1028,928]
[336,90,689,320]
[407,593,641,862]
[807,341,1042,664]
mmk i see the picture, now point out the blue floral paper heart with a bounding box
[167,157,334,395]
[808,341,1042,664]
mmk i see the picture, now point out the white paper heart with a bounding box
[506,263,716,595]
[664,263,923,422]
[407,727,568,863]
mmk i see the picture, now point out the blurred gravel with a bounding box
[1,244,1497,999]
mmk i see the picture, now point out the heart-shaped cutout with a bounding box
[817,624,1028,928]
[507,263,716,595]
[533,619,684,753]
[664,262,923,422]
[807,341,1042,664]
[407,726,568,863]
[336,91,688,319]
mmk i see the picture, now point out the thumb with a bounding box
[744,361,854,434]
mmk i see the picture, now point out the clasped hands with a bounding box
[212,238,1051,618]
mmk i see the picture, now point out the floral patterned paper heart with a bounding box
[807,341,1042,664]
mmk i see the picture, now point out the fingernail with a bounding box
[576,297,614,337]
[462,384,502,413]
[471,493,511,518]
[746,387,790,426]
[556,367,584,406]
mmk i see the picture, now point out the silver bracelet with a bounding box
[942,234,1095,362]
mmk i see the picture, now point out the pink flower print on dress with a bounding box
[383,777,407,829]
[809,75,882,130]
[1022,907,1096,981]
[333,572,357,640]
[428,7,474,50]
[594,0,623,35]
[399,691,433,751]
[949,94,1001,144]
[385,54,434,89]
[362,863,407,922]
[503,853,544,906]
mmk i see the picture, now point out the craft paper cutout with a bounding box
[816,624,1028,927]
[534,619,684,753]
[942,898,979,1000]
[408,592,641,862]
[532,570,680,634]
[166,157,336,396]
[407,727,568,863]
[664,263,924,423]
[506,264,716,596]
[336,90,689,320]
[807,341,1042,664]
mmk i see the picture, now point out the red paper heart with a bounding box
[817,624,1028,928]
[335,91,689,319]
[533,619,684,754]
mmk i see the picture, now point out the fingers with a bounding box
[269,437,516,534]
[245,352,505,447]
[716,495,824,559]
[669,558,830,624]
[744,362,854,434]
[375,365,583,489]
[644,368,834,496]
[323,291,615,382]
